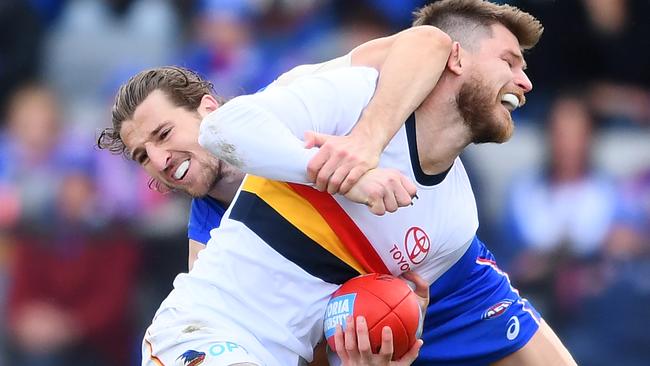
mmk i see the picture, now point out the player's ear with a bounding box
[197,94,220,118]
[446,42,463,76]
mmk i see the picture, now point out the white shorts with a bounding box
[143,312,267,366]
[142,217,339,366]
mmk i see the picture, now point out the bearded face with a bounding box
[181,150,223,198]
[147,153,225,198]
[456,74,516,144]
[453,23,533,144]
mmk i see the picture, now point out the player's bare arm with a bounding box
[185,28,451,269]
[188,239,203,270]
[199,67,418,214]
[306,26,452,195]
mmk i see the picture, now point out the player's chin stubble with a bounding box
[187,155,222,198]
[457,76,514,144]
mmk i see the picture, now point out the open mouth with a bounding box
[500,93,520,112]
[173,159,190,180]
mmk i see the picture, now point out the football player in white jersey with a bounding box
[101,0,577,365]
[198,1,576,366]
[102,18,451,366]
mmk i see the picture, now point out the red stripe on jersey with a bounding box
[288,183,390,274]
[476,257,498,266]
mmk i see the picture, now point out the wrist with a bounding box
[349,118,390,153]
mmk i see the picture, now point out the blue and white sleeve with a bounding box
[198,66,379,184]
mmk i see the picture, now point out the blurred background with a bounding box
[0,0,648,365]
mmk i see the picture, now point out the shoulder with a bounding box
[248,66,379,102]
[220,66,379,125]
[270,54,353,87]
[295,66,378,88]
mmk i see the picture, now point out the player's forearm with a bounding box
[199,98,316,184]
[350,26,452,150]
[200,68,378,185]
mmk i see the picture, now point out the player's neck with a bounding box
[413,97,471,175]
[207,167,245,206]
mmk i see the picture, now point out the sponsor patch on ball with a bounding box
[324,293,356,339]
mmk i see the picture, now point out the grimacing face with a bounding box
[120,90,223,197]
[458,23,533,144]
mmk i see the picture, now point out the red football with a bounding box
[323,273,421,360]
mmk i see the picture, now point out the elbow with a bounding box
[198,97,243,150]
[198,96,252,170]
[198,111,218,153]
[197,102,245,169]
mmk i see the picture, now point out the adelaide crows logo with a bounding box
[177,350,206,366]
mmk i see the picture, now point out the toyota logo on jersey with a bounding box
[404,227,430,264]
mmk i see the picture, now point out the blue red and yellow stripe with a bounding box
[230,176,389,285]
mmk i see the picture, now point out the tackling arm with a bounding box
[307,26,452,193]
[199,67,378,183]
[199,67,417,215]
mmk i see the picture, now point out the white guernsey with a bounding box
[199,66,478,280]
[143,67,478,366]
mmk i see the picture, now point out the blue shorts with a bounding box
[415,237,541,366]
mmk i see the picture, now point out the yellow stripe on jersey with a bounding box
[241,175,367,275]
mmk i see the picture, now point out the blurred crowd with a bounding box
[0,0,648,365]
